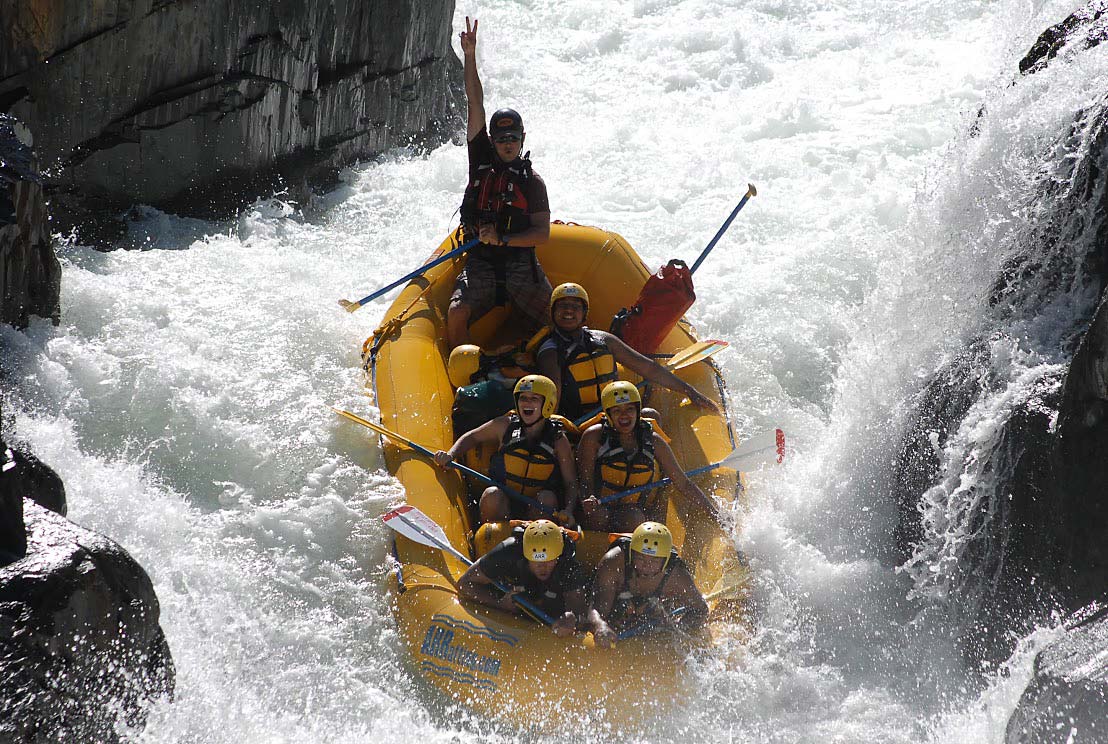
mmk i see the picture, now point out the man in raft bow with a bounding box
[577,381,726,531]
[448,16,553,349]
[586,521,709,647]
[533,282,719,422]
[459,519,589,636]
[434,374,579,526]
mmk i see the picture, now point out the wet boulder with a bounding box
[1005,605,1108,744]
[0,502,174,742]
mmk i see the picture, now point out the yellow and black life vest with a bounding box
[491,413,564,497]
[533,328,618,419]
[596,419,658,505]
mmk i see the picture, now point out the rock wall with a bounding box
[0,0,463,238]
[0,115,60,328]
[894,2,1108,665]
[0,502,174,742]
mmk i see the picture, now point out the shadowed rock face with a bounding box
[0,1,463,237]
[1019,0,1108,75]
[893,4,1108,667]
[0,502,174,743]
[0,115,60,328]
[1005,605,1108,744]
[1,438,67,567]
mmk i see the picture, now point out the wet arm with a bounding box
[555,435,579,516]
[605,334,712,407]
[501,211,551,247]
[668,565,710,632]
[653,435,724,525]
[575,427,601,500]
[461,18,485,141]
[458,563,518,614]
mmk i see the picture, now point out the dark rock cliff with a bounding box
[0,115,60,328]
[893,1,1108,667]
[0,502,174,743]
[0,0,463,240]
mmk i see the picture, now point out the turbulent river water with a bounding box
[3,0,1107,741]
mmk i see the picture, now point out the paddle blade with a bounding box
[666,339,728,371]
[330,407,413,451]
[746,183,757,198]
[382,505,451,551]
[718,428,786,471]
[338,298,362,312]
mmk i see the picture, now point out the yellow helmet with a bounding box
[630,521,673,559]
[550,282,589,320]
[514,374,558,418]
[522,520,564,562]
[447,344,482,388]
[601,380,641,412]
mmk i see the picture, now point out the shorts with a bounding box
[450,252,553,327]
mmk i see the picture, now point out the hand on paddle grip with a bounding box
[432,450,454,469]
[593,620,617,649]
[552,611,577,638]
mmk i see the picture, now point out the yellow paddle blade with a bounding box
[338,298,361,313]
[329,406,414,451]
[665,339,728,371]
[746,183,757,198]
[704,561,750,602]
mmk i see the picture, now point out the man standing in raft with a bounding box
[459,520,588,636]
[448,16,553,349]
[534,283,719,421]
[586,521,709,647]
[577,381,725,531]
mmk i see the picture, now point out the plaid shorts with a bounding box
[450,252,553,327]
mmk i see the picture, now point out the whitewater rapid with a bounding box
[2,0,1104,741]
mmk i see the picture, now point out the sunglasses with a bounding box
[492,132,523,143]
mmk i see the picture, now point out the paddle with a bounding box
[572,339,729,427]
[381,504,555,625]
[330,407,555,517]
[597,428,786,506]
[690,184,757,274]
[338,239,478,313]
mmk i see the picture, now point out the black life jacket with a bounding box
[460,152,535,259]
[498,528,579,614]
[608,537,683,629]
[490,413,564,497]
[595,418,658,506]
[532,328,618,420]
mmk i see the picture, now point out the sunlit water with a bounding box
[2,0,1104,741]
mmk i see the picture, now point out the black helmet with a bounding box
[489,108,524,136]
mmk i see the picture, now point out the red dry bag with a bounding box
[610,259,695,355]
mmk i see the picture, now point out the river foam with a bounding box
[3,0,1102,741]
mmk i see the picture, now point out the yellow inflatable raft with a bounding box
[362,223,750,727]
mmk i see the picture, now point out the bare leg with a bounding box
[609,505,648,532]
[447,301,473,349]
[581,503,610,531]
[529,489,559,521]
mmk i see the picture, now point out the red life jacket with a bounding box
[460,155,534,244]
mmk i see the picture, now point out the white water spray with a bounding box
[3,1,1104,741]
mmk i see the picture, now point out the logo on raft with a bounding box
[418,614,516,690]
